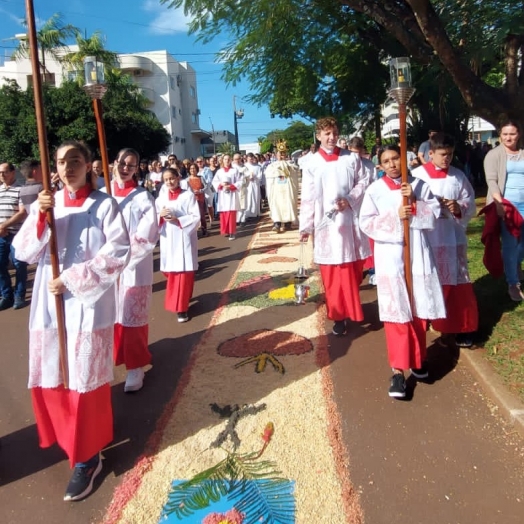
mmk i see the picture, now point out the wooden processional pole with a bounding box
[93,98,112,194]
[26,0,69,388]
[398,102,413,303]
[388,57,416,306]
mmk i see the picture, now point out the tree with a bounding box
[163,0,524,130]
[0,80,170,163]
[11,13,78,82]
[62,31,119,82]
[218,141,235,155]
[262,121,315,154]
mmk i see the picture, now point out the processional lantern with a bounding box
[83,56,111,193]
[83,56,107,99]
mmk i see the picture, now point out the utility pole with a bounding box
[233,95,244,152]
[209,117,216,155]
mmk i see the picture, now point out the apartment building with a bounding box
[0,47,209,158]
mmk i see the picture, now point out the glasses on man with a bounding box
[119,162,137,170]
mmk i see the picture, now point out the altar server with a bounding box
[106,148,159,393]
[412,132,478,348]
[360,146,446,398]
[13,140,130,501]
[299,116,371,336]
[156,167,200,322]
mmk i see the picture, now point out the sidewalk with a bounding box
[329,274,524,524]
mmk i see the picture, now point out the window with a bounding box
[191,112,197,124]
[172,106,177,118]
[170,76,176,90]
[189,86,196,98]
[27,73,56,87]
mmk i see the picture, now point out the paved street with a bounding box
[1,217,523,523]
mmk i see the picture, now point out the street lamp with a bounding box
[83,56,111,194]
[388,57,416,303]
[233,95,244,152]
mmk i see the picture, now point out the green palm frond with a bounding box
[162,451,291,520]
[162,456,232,517]
[229,478,295,524]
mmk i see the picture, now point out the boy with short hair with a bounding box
[299,117,371,336]
[412,132,478,347]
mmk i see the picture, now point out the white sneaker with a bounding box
[124,368,145,393]
[369,274,377,286]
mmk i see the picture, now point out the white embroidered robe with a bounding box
[299,150,371,264]
[13,190,130,392]
[212,168,242,212]
[360,177,446,323]
[412,165,476,285]
[106,185,159,327]
[243,163,262,218]
[156,190,200,272]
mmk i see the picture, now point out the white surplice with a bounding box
[13,190,131,392]
[105,184,159,327]
[265,160,300,224]
[412,165,476,285]
[156,189,200,272]
[212,167,242,212]
[360,176,446,323]
[299,149,371,264]
[243,163,262,218]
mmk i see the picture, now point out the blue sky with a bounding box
[0,0,305,143]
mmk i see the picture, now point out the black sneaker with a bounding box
[177,312,189,323]
[411,364,429,379]
[455,333,473,348]
[63,454,102,501]
[332,320,347,336]
[388,373,406,398]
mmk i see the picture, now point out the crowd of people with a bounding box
[0,117,522,502]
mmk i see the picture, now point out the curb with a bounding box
[460,347,524,439]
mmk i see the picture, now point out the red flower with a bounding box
[202,507,245,524]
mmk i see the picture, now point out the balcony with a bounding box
[138,86,155,105]
[119,55,154,76]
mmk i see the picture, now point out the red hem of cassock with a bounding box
[431,283,478,334]
[31,384,113,467]
[384,317,428,370]
[319,262,364,321]
[114,324,151,369]
[164,271,195,313]
[220,211,237,235]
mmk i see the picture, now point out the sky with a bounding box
[0,0,306,144]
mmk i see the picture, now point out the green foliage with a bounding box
[0,80,169,164]
[163,0,524,133]
[218,141,235,155]
[11,13,78,68]
[259,139,273,155]
[62,31,119,83]
[260,121,314,155]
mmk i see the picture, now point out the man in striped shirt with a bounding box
[0,162,28,310]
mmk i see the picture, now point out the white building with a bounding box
[0,47,209,159]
